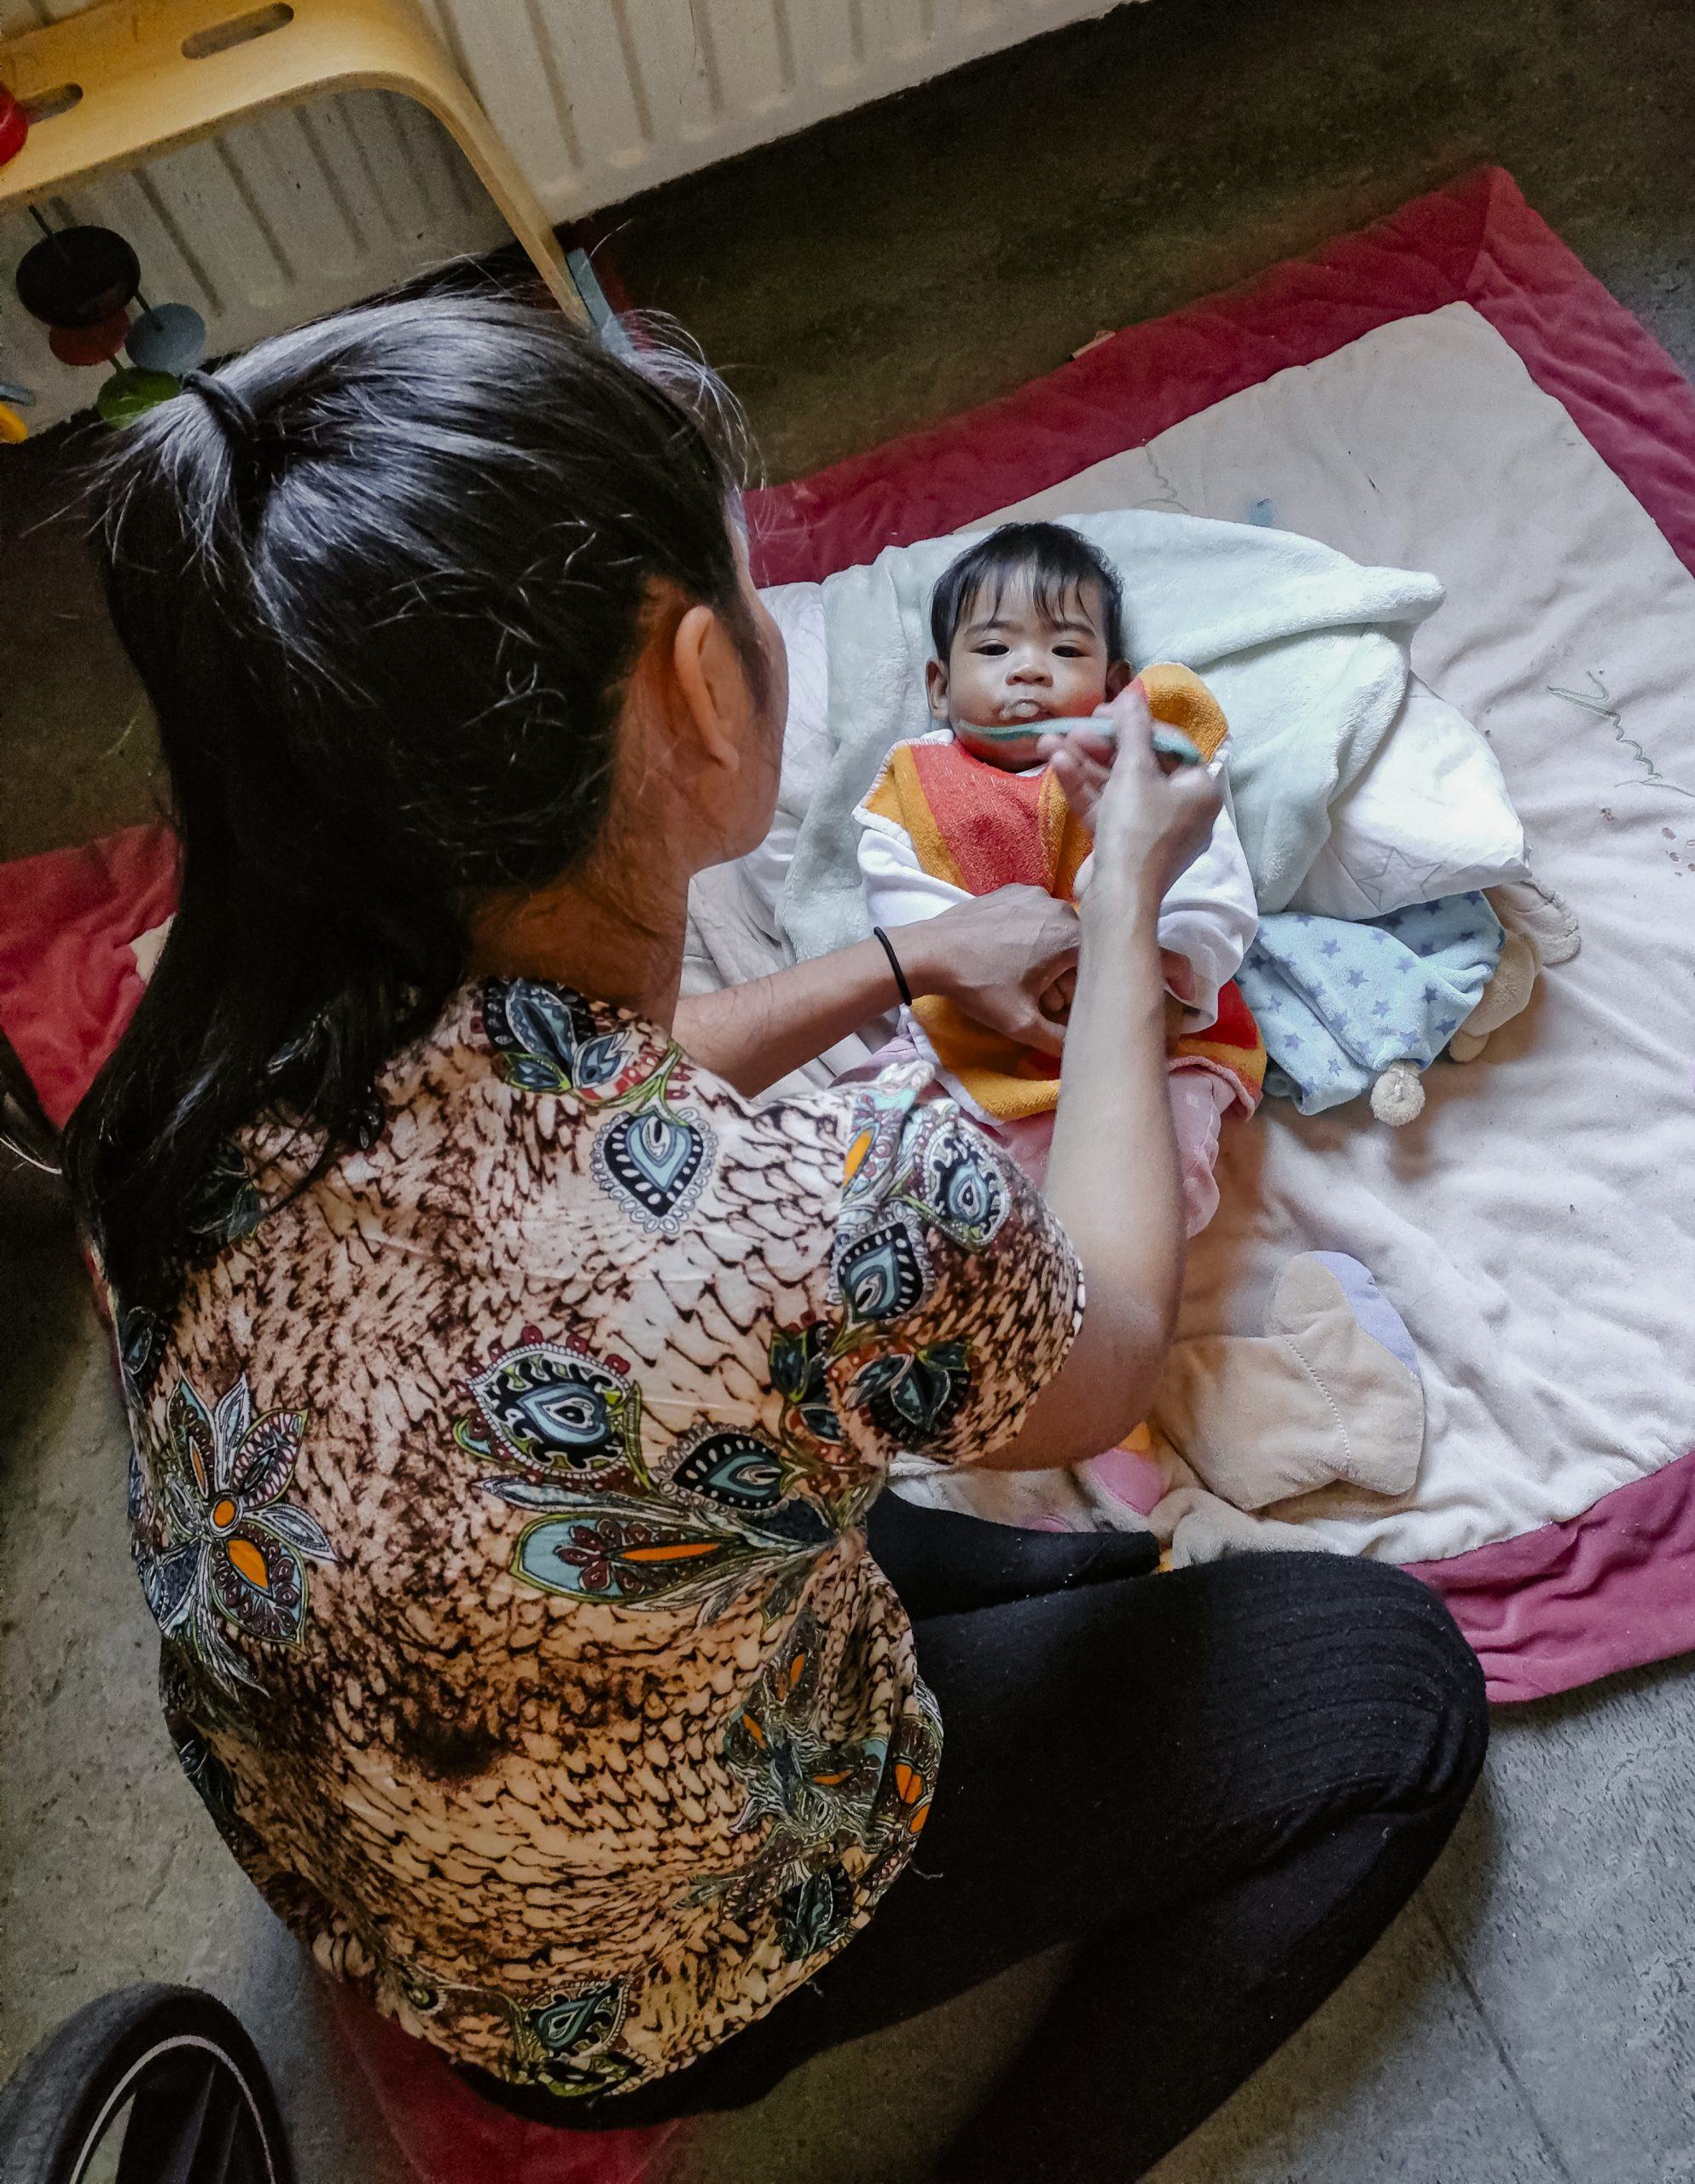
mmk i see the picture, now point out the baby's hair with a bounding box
[929,521,1126,665]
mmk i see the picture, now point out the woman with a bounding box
[65,298,1486,2179]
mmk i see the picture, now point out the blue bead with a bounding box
[126,302,206,376]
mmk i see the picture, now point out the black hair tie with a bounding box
[183,365,305,518]
[872,925,913,1008]
[183,367,261,445]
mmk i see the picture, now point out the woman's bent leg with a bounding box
[473,1553,1485,2163]
[933,1556,1487,2179]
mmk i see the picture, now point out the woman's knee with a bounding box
[1303,1555,1489,1805]
[1181,1550,1489,1814]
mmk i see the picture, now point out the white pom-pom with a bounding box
[1371,1060,1425,1126]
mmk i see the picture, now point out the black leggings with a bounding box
[474,1497,1489,2179]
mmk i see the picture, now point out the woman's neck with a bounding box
[466,859,689,1029]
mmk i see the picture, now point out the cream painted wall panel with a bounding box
[431,0,1133,219]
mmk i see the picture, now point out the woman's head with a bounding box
[107,294,779,904]
[65,294,780,1320]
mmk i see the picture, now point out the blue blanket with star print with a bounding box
[1237,895,1505,1114]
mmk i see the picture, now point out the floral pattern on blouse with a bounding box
[120,979,1081,2099]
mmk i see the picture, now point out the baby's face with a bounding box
[926,576,1129,770]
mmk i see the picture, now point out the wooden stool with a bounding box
[0,0,587,324]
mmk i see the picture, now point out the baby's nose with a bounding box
[1007,655,1051,682]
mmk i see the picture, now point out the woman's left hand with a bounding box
[675,886,1080,1095]
[897,884,1082,1056]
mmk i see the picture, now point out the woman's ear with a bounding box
[925,658,952,721]
[670,601,747,774]
[1105,659,1134,700]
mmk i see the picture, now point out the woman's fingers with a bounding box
[910,887,1078,1001]
[1039,727,1117,832]
[908,886,1083,1055]
[1086,690,1222,902]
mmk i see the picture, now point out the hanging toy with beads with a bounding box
[11,211,207,433]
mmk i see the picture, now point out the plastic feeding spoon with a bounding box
[971,715,1203,764]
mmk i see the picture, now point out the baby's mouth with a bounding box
[996,700,1051,723]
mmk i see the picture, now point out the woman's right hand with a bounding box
[1039,684,1222,913]
[978,686,1215,1474]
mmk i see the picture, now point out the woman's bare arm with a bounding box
[974,699,1222,1472]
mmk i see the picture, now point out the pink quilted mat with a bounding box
[4,168,1693,1701]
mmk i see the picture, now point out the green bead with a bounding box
[98,368,182,428]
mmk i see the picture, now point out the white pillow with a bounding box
[1290,674,1530,917]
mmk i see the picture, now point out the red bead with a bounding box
[0,87,27,168]
[49,309,131,367]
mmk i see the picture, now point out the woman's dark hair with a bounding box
[929,520,1127,665]
[62,294,763,1327]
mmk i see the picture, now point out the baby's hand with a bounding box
[1040,967,1078,1021]
[1160,950,1197,1005]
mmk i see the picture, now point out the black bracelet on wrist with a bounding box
[871,925,913,1008]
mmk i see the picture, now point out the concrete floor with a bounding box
[5,0,1695,2175]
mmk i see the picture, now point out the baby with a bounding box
[854,520,1263,1234]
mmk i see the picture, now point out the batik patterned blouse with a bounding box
[118,978,1081,2098]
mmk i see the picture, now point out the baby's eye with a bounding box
[974,642,1009,656]
[1054,644,1085,658]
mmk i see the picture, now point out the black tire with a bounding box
[0,1985,294,2184]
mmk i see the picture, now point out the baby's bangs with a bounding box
[958,566,1106,639]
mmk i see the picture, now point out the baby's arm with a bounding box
[1155,764,1257,1025]
[856,812,971,930]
